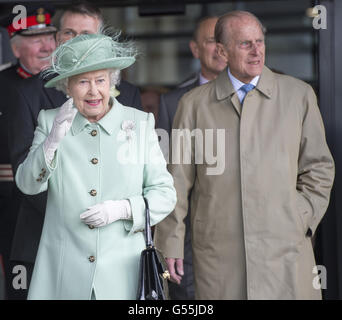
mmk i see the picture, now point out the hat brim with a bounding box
[45,57,135,88]
[20,26,57,36]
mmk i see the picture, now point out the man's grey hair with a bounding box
[55,68,121,94]
[10,34,24,48]
[215,11,266,45]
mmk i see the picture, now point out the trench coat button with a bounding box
[90,129,97,136]
[89,189,97,196]
[88,225,94,229]
[88,256,95,262]
[36,178,42,182]
[91,158,98,165]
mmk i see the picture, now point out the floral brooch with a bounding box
[121,120,136,140]
[110,86,120,98]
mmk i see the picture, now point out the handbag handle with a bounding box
[143,197,153,248]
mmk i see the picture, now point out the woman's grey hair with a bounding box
[215,11,267,45]
[54,68,121,94]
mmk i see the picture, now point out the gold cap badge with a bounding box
[36,8,45,24]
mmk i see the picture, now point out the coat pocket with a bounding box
[295,192,312,236]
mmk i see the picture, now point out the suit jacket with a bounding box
[154,66,335,299]
[8,73,142,263]
[157,74,199,135]
[15,100,176,299]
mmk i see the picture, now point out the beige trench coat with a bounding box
[154,66,335,300]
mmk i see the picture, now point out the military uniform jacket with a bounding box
[154,66,335,300]
[15,99,176,299]
[0,64,36,265]
[0,65,20,166]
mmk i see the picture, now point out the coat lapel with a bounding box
[215,66,275,117]
[178,73,199,88]
[215,68,241,116]
[255,66,274,100]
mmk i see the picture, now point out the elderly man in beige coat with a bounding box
[154,10,335,300]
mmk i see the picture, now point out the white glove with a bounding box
[43,98,77,164]
[80,200,132,228]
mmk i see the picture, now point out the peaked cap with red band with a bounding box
[1,4,57,38]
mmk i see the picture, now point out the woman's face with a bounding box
[67,69,111,122]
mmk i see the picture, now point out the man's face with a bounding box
[217,16,265,83]
[12,34,56,75]
[190,18,227,80]
[57,13,100,44]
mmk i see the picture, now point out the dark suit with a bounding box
[157,73,199,300]
[6,72,141,299]
[157,75,198,134]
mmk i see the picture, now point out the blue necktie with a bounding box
[240,83,255,104]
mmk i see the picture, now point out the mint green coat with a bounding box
[15,99,176,300]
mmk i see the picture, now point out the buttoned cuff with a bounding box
[34,144,58,183]
[15,143,58,195]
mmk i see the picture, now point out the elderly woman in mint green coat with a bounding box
[15,34,176,300]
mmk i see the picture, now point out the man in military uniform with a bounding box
[6,2,142,300]
[0,4,57,299]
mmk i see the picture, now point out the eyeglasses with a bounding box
[59,29,92,40]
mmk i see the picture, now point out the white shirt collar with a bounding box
[199,73,210,85]
[227,68,260,92]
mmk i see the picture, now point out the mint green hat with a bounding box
[45,33,136,88]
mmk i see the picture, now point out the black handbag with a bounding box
[136,198,170,300]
